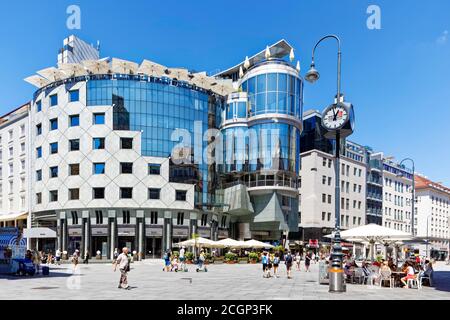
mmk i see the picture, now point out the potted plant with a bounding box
[249,252,259,264]
[225,252,237,264]
[214,256,224,264]
[185,252,194,264]
[204,252,212,265]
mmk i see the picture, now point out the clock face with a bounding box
[322,104,349,130]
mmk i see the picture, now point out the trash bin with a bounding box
[319,261,329,285]
[42,266,50,276]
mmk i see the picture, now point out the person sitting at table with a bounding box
[362,261,379,284]
[387,257,397,271]
[379,261,393,287]
[400,261,416,288]
[419,260,434,286]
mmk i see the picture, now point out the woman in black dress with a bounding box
[305,251,311,272]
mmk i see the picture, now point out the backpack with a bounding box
[286,254,292,264]
[273,257,280,264]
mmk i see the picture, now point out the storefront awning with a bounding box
[23,228,57,239]
[0,212,28,222]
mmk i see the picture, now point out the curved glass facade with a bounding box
[84,75,224,209]
[241,65,303,118]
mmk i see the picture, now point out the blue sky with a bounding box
[0,0,449,185]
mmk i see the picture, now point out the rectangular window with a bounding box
[50,94,58,107]
[36,147,42,158]
[201,214,208,227]
[148,164,161,175]
[50,190,58,202]
[69,115,80,127]
[36,100,42,112]
[9,147,13,158]
[69,90,79,102]
[148,188,161,200]
[93,163,106,175]
[36,124,42,135]
[71,211,79,225]
[93,188,105,199]
[21,143,25,153]
[50,166,58,178]
[328,159,332,168]
[353,217,356,225]
[358,169,362,177]
[122,210,131,224]
[327,212,331,221]
[322,212,326,221]
[93,138,105,150]
[120,188,133,199]
[322,176,326,185]
[69,139,80,151]
[176,190,187,201]
[328,195,332,204]
[50,142,58,154]
[93,113,105,125]
[36,193,42,204]
[346,199,350,210]
[177,212,185,225]
[322,158,326,167]
[69,164,80,176]
[121,137,133,149]
[95,210,104,225]
[120,162,133,174]
[150,211,158,225]
[354,168,357,176]
[36,170,42,181]
[50,118,58,130]
[322,194,326,203]
[358,217,361,225]
[69,188,80,200]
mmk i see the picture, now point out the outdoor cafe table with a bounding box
[391,271,406,287]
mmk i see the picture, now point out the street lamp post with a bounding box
[399,158,415,236]
[306,35,354,293]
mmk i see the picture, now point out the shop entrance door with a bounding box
[118,237,135,252]
[68,237,81,255]
[145,238,162,259]
[92,236,108,257]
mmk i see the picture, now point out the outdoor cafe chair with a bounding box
[379,270,394,288]
[353,268,365,284]
[407,275,422,289]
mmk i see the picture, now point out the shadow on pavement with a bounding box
[0,269,82,281]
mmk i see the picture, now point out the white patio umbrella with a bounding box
[37,67,66,82]
[111,58,139,74]
[243,239,275,249]
[82,59,110,74]
[24,75,51,88]
[325,224,413,261]
[137,59,168,77]
[58,63,88,78]
[176,237,224,248]
[216,238,246,248]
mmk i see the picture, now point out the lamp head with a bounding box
[305,64,320,83]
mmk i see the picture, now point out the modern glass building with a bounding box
[216,40,303,241]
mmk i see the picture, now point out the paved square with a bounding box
[1,261,449,300]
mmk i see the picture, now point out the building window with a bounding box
[69,115,80,127]
[322,158,327,167]
[69,90,79,102]
[358,217,361,225]
[36,170,42,181]
[93,138,105,150]
[21,142,25,153]
[328,195,332,204]
[49,190,58,202]
[122,210,131,224]
[36,124,42,135]
[71,211,79,225]
[9,163,13,176]
[50,142,58,154]
[358,201,361,209]
[353,217,356,225]
[93,188,105,199]
[322,194,326,203]
[176,190,187,201]
[120,138,133,149]
[328,159,332,168]
[177,212,185,225]
[221,216,227,228]
[120,163,133,174]
[50,94,58,106]
[328,212,331,221]
[354,167,357,176]
[50,118,58,131]
[95,210,104,224]
[328,177,332,186]
[322,212,326,221]
[36,100,42,112]
[21,160,25,172]
[69,188,80,200]
[150,211,158,225]
[148,188,160,200]
[120,188,133,199]
[36,193,42,204]
[69,139,80,151]
[50,166,58,178]
[322,176,326,185]
[93,163,106,175]
[201,214,208,227]
[148,164,161,175]
[69,164,80,176]
[93,113,105,125]
[9,147,13,158]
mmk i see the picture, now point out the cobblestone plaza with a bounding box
[1,261,449,300]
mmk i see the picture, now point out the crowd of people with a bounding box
[342,255,435,288]
[261,250,322,279]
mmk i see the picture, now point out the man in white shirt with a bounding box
[114,247,130,290]
[55,249,61,265]
[179,246,186,271]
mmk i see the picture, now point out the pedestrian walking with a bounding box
[33,250,41,275]
[83,251,90,264]
[261,252,269,278]
[179,246,187,272]
[163,249,172,272]
[273,252,280,278]
[266,253,273,278]
[295,252,301,271]
[72,250,80,271]
[305,251,311,272]
[285,251,293,279]
[55,249,61,265]
[114,247,131,290]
